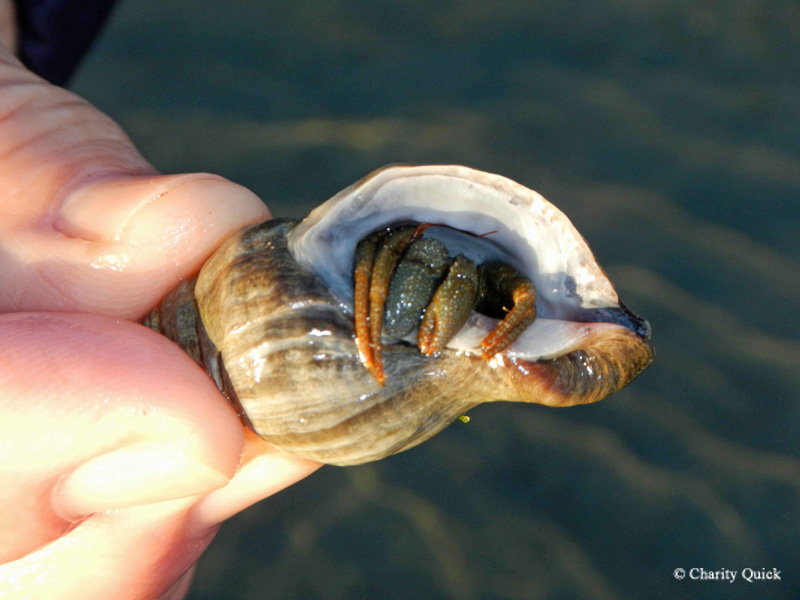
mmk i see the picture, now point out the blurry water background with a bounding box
[72,1,799,599]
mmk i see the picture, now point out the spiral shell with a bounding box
[147,165,653,466]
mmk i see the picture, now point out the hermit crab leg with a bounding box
[477,262,537,359]
[353,233,382,378]
[354,227,421,385]
[417,255,478,356]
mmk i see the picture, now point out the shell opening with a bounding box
[288,165,648,362]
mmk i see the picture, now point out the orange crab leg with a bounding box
[352,227,420,385]
[368,227,419,384]
[479,266,537,359]
[353,234,381,378]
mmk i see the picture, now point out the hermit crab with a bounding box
[144,165,654,466]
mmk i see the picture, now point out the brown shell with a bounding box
[145,166,654,466]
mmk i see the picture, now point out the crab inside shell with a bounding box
[289,164,651,372]
[194,164,653,465]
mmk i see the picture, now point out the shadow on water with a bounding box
[72,1,800,599]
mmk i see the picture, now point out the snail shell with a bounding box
[146,165,653,466]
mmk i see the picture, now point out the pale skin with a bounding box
[0,9,321,600]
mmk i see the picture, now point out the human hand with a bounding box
[0,42,321,600]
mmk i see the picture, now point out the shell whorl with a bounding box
[192,219,487,465]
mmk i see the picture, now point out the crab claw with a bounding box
[417,255,478,356]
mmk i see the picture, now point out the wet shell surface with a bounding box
[150,165,654,466]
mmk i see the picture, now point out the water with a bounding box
[73,1,800,598]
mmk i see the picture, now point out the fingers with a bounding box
[0,312,319,598]
[42,172,268,319]
[0,42,315,600]
[0,312,241,562]
[0,46,271,318]
[1,498,208,600]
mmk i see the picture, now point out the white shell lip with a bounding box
[288,164,647,361]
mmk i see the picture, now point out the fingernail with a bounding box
[56,174,180,242]
[52,442,231,521]
[56,173,239,243]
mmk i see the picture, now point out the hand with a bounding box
[0,43,320,599]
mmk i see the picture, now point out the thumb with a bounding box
[0,47,270,318]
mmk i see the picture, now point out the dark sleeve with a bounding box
[15,0,119,86]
